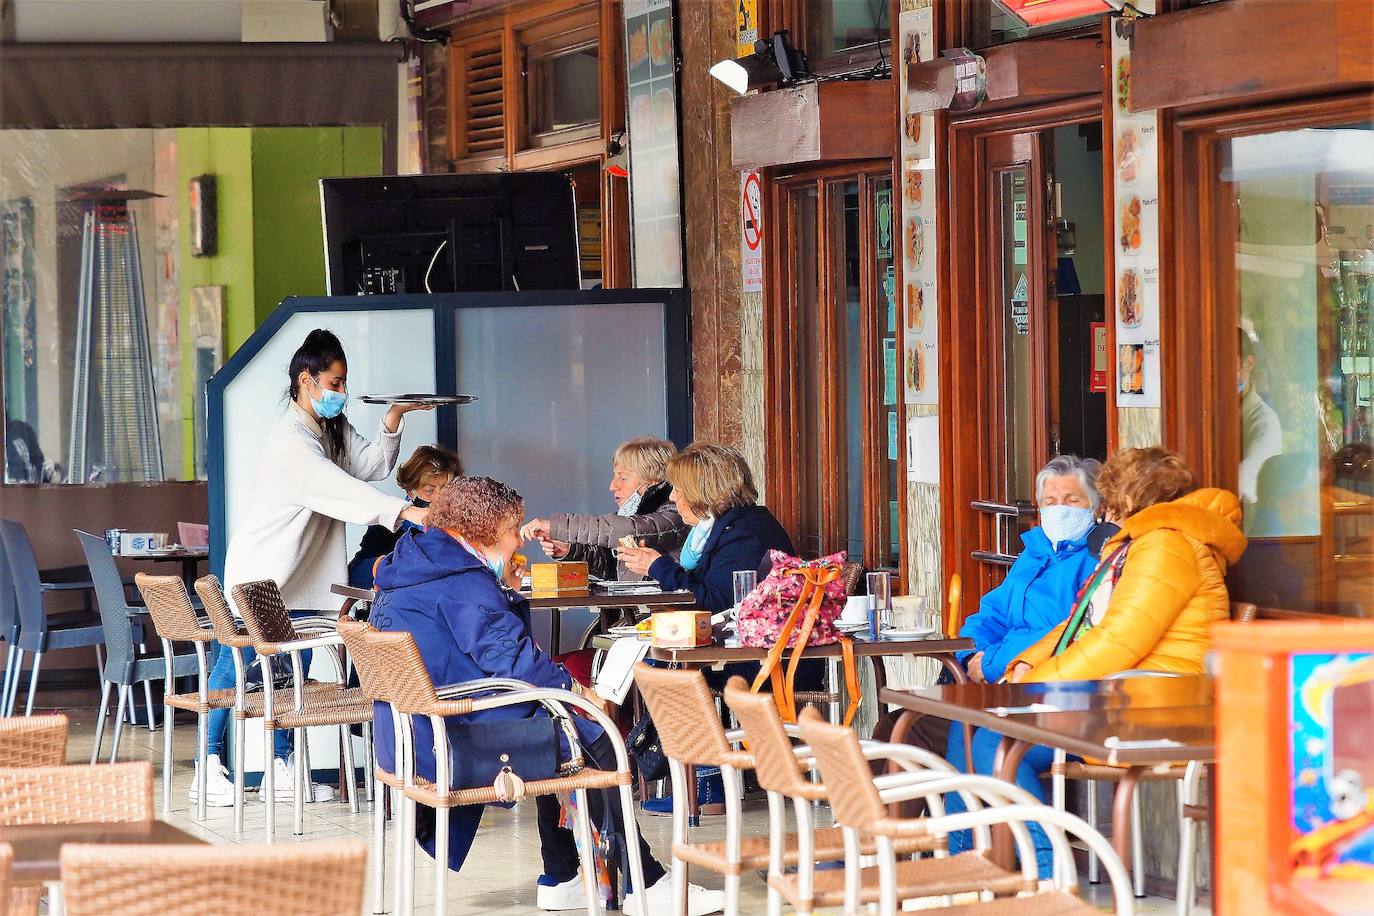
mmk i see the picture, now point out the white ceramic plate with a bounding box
[881,626,935,639]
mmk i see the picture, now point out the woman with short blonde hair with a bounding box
[521,436,687,580]
[621,442,789,612]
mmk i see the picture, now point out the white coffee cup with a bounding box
[840,595,870,625]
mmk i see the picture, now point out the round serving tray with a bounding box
[358,394,478,406]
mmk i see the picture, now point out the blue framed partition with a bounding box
[206,288,692,578]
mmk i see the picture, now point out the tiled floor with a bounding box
[35,690,1203,915]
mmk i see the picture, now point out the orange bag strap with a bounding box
[838,636,860,727]
[749,564,840,723]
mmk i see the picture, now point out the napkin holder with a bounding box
[651,610,712,648]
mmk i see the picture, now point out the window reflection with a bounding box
[1227,124,1374,616]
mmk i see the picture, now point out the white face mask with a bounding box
[616,488,644,517]
[1040,504,1095,548]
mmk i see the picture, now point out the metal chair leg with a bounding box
[232,715,247,835]
[1131,789,1146,898]
[569,789,602,916]
[293,726,306,836]
[1176,762,1202,916]
[23,649,43,715]
[263,722,276,845]
[435,798,451,916]
[108,684,129,763]
[371,777,388,914]
[1087,780,1100,883]
[362,722,376,803]
[162,701,175,815]
[392,787,409,916]
[342,726,360,814]
[1,645,19,716]
[142,676,157,732]
[721,767,742,916]
[196,710,209,823]
[90,680,112,765]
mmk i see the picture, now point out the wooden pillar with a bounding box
[677,0,744,447]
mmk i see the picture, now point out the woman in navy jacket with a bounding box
[621,442,793,611]
[369,475,724,916]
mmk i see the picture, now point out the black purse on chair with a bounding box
[626,714,669,783]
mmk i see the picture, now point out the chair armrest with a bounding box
[860,741,958,775]
[40,580,94,592]
[277,634,344,653]
[435,678,536,698]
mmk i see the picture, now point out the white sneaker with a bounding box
[624,874,725,916]
[187,753,234,808]
[536,874,588,911]
[258,756,338,803]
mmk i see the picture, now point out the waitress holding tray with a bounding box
[195,328,431,809]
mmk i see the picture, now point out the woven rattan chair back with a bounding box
[0,714,68,766]
[0,520,50,637]
[632,663,733,767]
[72,530,142,679]
[230,580,298,653]
[133,574,212,644]
[60,839,368,916]
[721,677,814,796]
[0,761,153,826]
[337,617,389,702]
[192,576,251,649]
[0,535,17,643]
[360,628,439,715]
[796,707,887,831]
[0,841,10,908]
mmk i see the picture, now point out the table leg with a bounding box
[935,654,976,774]
[1112,766,1145,895]
[991,736,1033,871]
[549,608,561,656]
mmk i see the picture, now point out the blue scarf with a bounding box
[679,517,714,571]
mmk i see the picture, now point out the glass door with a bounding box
[769,166,901,572]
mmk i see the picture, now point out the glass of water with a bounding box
[732,570,757,609]
[866,571,892,638]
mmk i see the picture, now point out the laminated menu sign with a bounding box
[898,5,939,407]
[624,0,684,288]
[1110,10,1161,407]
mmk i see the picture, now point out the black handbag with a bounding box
[443,712,585,808]
[626,714,668,782]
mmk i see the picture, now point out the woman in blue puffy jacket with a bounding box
[369,475,725,916]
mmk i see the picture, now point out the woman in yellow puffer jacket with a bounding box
[1008,446,1248,682]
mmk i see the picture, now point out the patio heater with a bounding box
[66,189,164,484]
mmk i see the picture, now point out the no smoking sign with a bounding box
[741,169,763,292]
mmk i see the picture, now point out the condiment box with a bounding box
[651,611,712,649]
[530,561,589,597]
[119,532,167,555]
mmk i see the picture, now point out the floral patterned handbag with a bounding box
[736,550,860,725]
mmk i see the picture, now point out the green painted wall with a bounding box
[176,127,254,478]
[175,126,382,477]
[250,127,383,326]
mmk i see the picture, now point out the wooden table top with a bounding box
[880,675,1215,765]
[0,820,208,883]
[585,634,971,663]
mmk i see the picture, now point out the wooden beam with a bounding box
[1132,0,1374,111]
[731,80,895,170]
[981,35,1102,104]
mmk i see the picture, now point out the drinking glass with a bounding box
[732,570,757,609]
[866,571,892,638]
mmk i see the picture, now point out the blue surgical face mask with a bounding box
[1040,504,1095,548]
[310,375,347,419]
[485,551,505,580]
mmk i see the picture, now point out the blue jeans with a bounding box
[945,724,1056,877]
[205,642,312,764]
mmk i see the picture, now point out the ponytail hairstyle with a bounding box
[286,329,348,461]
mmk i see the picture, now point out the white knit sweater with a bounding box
[223,403,407,612]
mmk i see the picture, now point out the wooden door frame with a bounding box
[941,95,1103,601]
[764,159,904,572]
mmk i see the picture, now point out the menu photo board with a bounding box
[1110,10,1161,408]
[898,5,938,407]
[624,0,684,288]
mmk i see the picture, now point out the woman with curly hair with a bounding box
[369,475,725,915]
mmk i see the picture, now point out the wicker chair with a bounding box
[0,760,153,826]
[0,713,68,766]
[722,677,1026,916]
[191,576,342,836]
[133,573,239,822]
[797,708,1137,915]
[60,839,367,916]
[1047,600,1258,911]
[229,579,375,843]
[355,622,647,915]
[336,616,403,916]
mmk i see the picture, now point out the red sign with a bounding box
[741,170,763,292]
[998,0,1112,27]
[1090,321,1108,393]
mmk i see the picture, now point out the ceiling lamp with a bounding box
[709,29,809,96]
